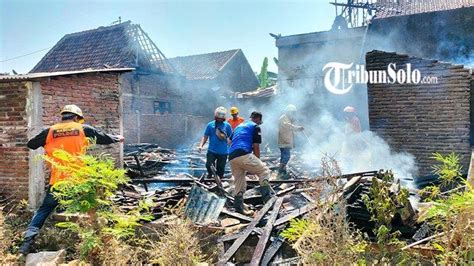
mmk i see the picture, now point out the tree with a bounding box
[258,57,269,88]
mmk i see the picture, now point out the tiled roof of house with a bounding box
[375,0,473,19]
[168,49,241,80]
[30,21,174,73]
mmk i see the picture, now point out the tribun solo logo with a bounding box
[322,62,438,95]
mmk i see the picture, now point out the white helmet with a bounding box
[344,106,356,113]
[60,104,83,117]
[286,104,297,113]
[214,106,227,119]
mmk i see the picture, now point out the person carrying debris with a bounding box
[227,106,245,130]
[19,104,124,256]
[229,111,274,214]
[199,106,233,181]
[278,104,304,179]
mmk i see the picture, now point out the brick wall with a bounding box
[121,72,212,147]
[39,72,122,160]
[367,50,472,176]
[0,72,123,204]
[0,81,29,199]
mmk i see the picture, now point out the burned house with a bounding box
[0,69,131,208]
[274,0,474,177]
[168,49,259,116]
[29,21,203,148]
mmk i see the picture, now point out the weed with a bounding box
[43,148,153,264]
[281,154,369,264]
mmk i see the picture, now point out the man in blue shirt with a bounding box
[229,111,275,214]
[199,106,233,181]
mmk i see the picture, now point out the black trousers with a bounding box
[206,151,227,178]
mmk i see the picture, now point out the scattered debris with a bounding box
[119,144,428,263]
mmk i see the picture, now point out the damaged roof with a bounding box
[375,0,474,19]
[30,21,174,74]
[168,49,241,80]
[0,68,134,82]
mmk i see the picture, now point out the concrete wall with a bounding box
[366,50,473,176]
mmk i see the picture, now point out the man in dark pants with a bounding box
[19,104,123,255]
[199,106,233,181]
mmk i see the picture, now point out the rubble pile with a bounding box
[120,144,426,263]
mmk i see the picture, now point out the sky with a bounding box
[0,0,335,74]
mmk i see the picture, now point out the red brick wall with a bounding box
[0,73,123,202]
[367,50,472,176]
[39,73,122,160]
[0,81,29,199]
[121,72,211,147]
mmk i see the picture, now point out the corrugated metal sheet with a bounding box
[236,85,278,98]
[185,185,226,225]
[0,68,134,82]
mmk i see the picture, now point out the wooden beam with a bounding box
[261,236,285,266]
[217,197,277,265]
[251,197,284,265]
[274,204,317,226]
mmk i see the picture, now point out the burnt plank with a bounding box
[217,197,277,265]
[251,197,284,265]
[221,208,253,223]
[261,236,285,266]
[274,204,317,226]
[218,228,264,243]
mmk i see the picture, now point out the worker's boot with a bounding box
[19,235,36,256]
[234,193,252,216]
[277,163,289,180]
[258,180,275,203]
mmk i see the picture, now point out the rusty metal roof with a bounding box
[184,185,226,225]
[0,68,134,82]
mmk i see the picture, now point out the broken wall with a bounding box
[366,50,473,176]
[0,72,124,208]
[121,72,209,147]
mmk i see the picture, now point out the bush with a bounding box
[281,155,369,264]
[43,148,153,264]
[420,181,474,263]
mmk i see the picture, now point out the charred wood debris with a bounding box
[116,143,435,264]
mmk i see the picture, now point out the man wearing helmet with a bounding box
[19,104,124,255]
[343,106,361,134]
[278,104,304,179]
[227,106,245,130]
[199,106,233,182]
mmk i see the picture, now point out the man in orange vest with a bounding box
[19,104,124,255]
[227,106,245,130]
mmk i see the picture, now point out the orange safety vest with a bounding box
[44,121,88,185]
[227,117,244,130]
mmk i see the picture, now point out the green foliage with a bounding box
[431,152,463,187]
[419,181,474,263]
[280,218,317,242]
[362,170,409,261]
[43,148,153,263]
[258,57,269,88]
